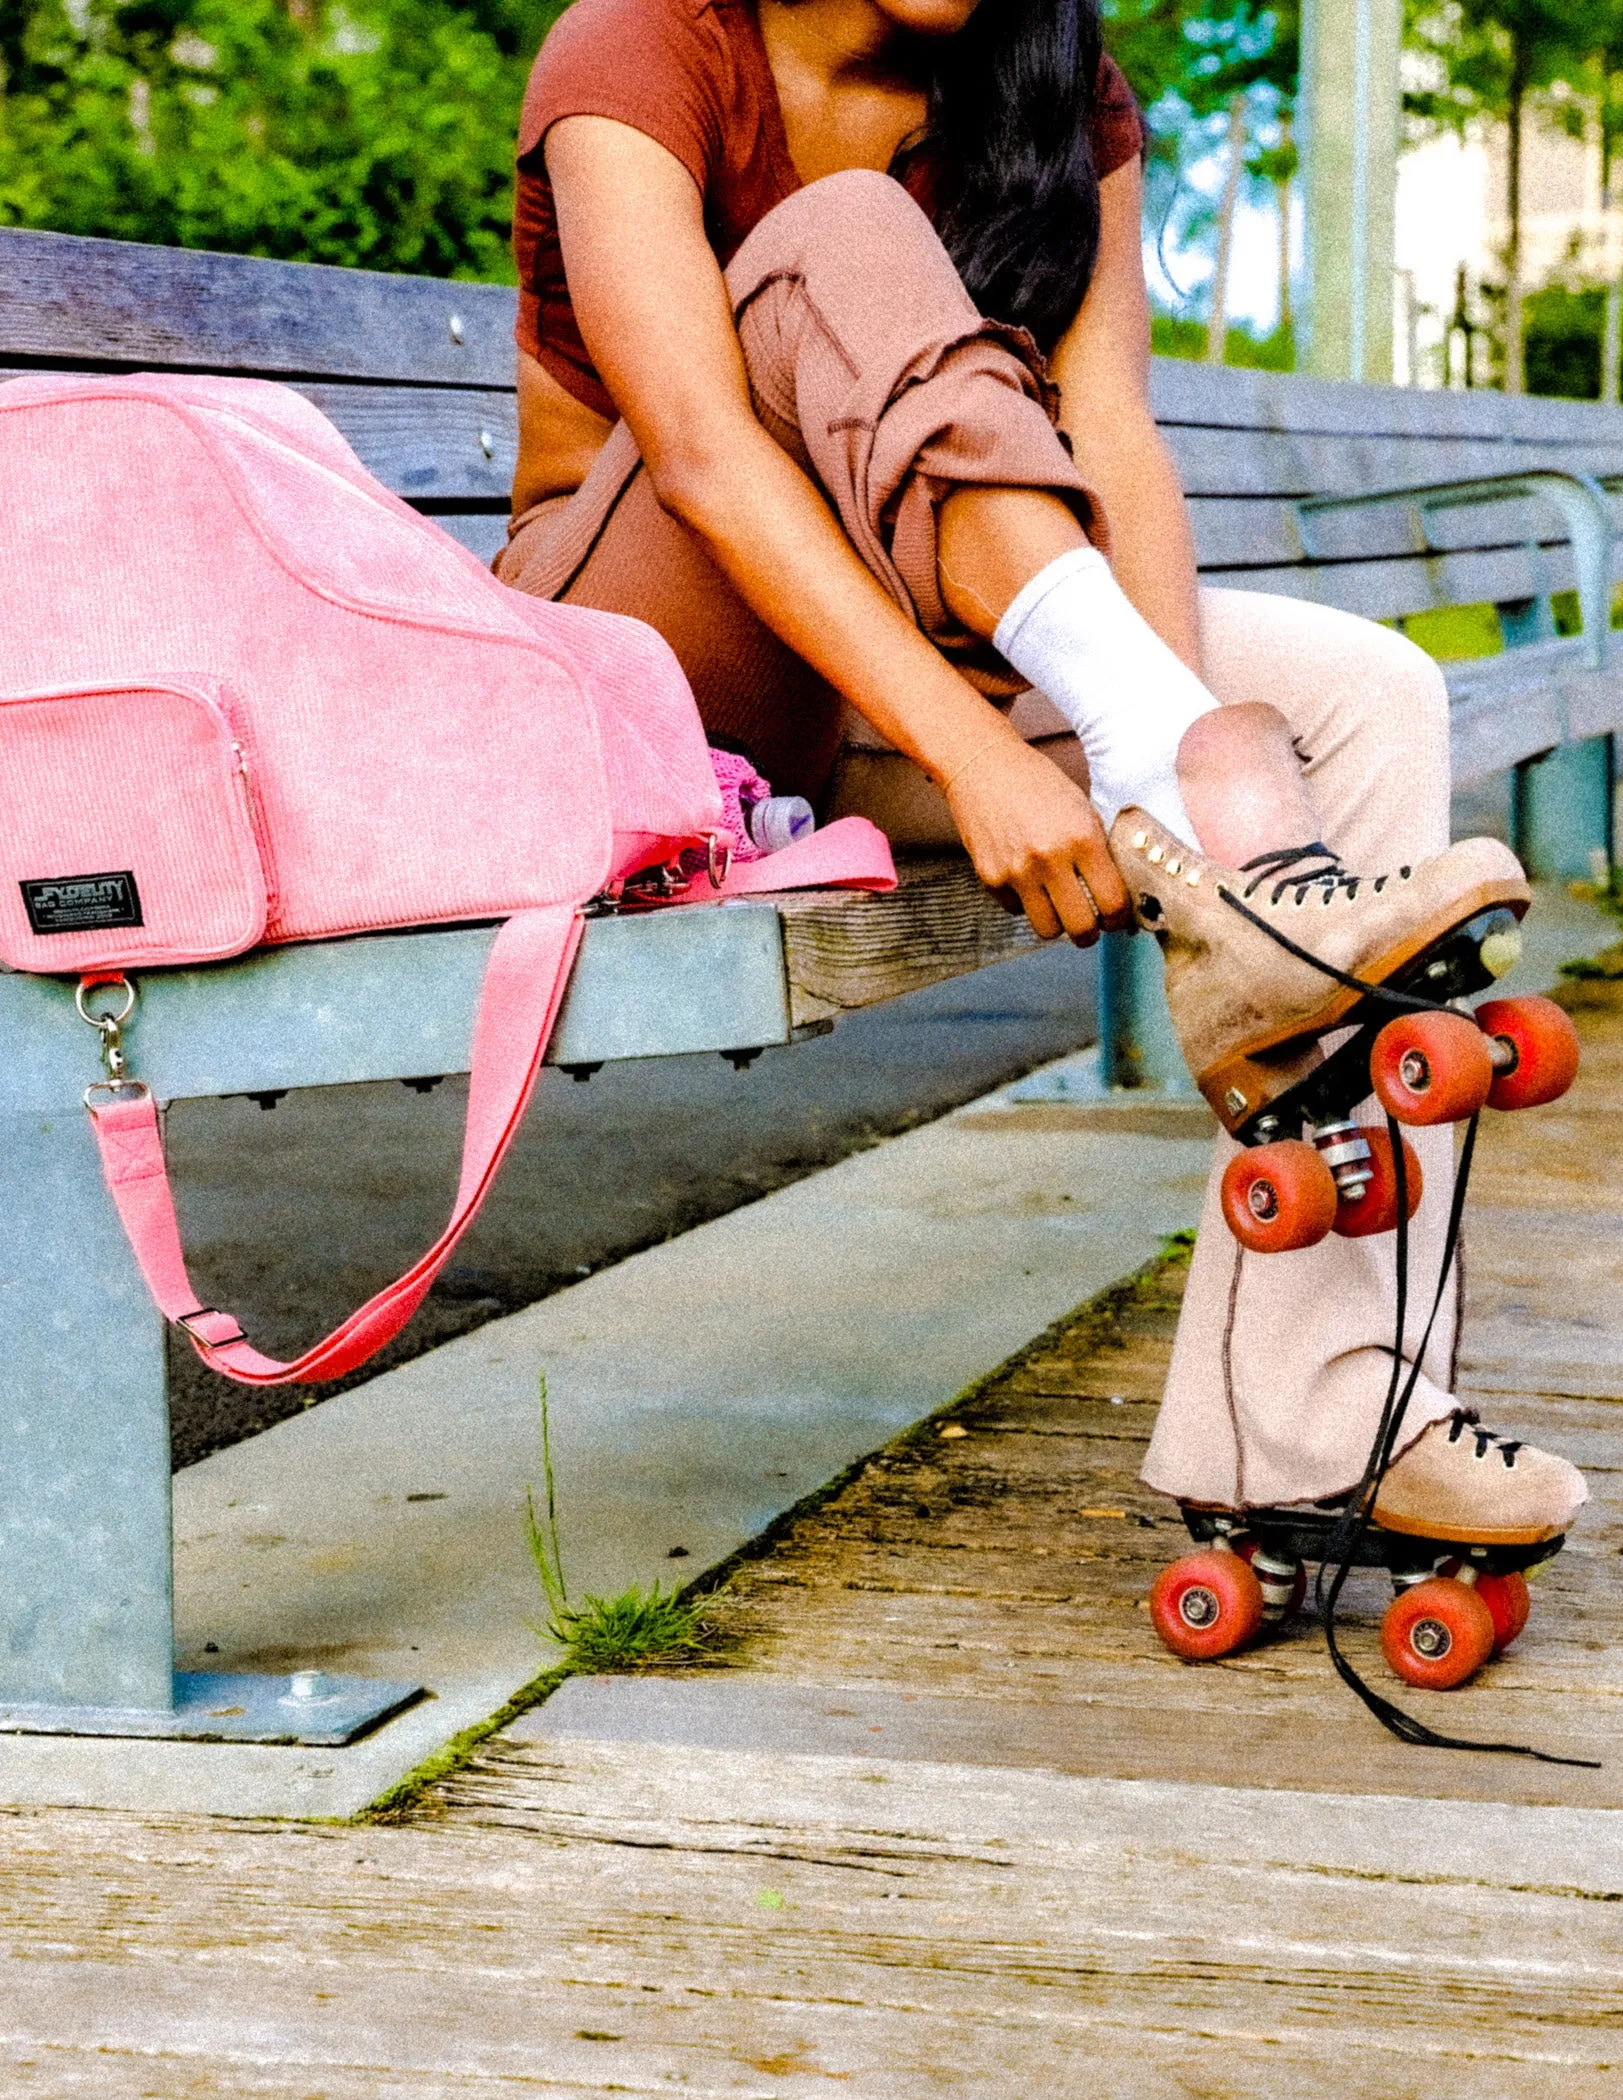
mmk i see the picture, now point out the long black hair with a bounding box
[891,0,1105,351]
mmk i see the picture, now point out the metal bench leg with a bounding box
[1497,595,1616,884]
[1098,931,1197,1096]
[1512,735,1615,885]
[0,1105,421,1747]
[0,1108,175,1712]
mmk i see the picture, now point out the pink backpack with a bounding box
[0,373,893,1384]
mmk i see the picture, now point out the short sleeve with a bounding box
[516,0,725,195]
[1092,53,1147,181]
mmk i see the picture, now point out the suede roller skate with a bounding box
[1107,810,1580,1254]
[1149,1409,1586,1692]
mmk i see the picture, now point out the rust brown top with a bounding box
[513,0,1147,418]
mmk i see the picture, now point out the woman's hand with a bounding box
[944,738,1133,944]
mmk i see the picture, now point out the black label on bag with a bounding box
[21,871,144,935]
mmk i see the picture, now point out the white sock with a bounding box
[992,547,1219,841]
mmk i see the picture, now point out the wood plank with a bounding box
[635,986,1623,1814]
[1446,638,1623,783]
[773,854,1039,1024]
[1152,353,1623,445]
[294,382,515,499]
[1202,542,1591,620]
[0,369,519,506]
[4,1766,1621,2095]
[1166,421,1623,499]
[1184,489,1623,573]
[0,226,517,386]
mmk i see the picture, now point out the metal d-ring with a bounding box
[75,976,137,1030]
[707,833,733,890]
[84,1077,152,1111]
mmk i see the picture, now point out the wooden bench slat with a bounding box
[774,858,1039,1026]
[1444,636,1623,784]
[0,227,517,388]
[1199,544,1604,623]
[0,368,519,505]
[1167,423,1623,501]
[294,382,516,500]
[1183,490,1619,573]
[1152,358,1623,444]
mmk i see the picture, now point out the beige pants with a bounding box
[497,171,1461,1510]
[833,591,1461,1510]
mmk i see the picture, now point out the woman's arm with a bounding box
[1050,158,1204,676]
[546,113,1128,940]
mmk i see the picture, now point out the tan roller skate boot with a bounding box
[1107,810,1530,1135]
[1374,1409,1588,1546]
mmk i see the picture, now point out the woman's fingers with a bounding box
[1075,833,1134,930]
[1013,875,1063,941]
[1037,858,1102,944]
[944,735,1147,942]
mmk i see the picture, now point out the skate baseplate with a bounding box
[1179,1502,1564,1579]
[1151,1504,1565,1691]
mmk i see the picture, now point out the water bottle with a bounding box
[744,793,815,854]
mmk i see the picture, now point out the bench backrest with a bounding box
[7,223,1623,614]
[1153,360,1623,626]
[0,226,518,562]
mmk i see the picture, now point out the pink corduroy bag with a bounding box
[0,372,894,1386]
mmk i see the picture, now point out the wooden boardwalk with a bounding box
[3,983,1623,2093]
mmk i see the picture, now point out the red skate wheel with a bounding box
[1475,997,1580,1112]
[1381,1577,1496,1690]
[1149,1549,1265,1661]
[1370,1010,1494,1125]
[1474,1570,1531,1653]
[1332,1127,1423,1239]
[1221,1141,1338,1254]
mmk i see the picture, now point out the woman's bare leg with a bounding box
[936,483,1320,861]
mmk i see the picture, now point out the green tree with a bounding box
[1565,32,1623,402]
[1107,2,1298,363]
[0,0,567,276]
[1406,0,1609,393]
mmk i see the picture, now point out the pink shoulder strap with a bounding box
[87,905,582,1386]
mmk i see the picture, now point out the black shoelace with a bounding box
[1219,883,1597,1770]
[1239,840,1366,905]
[1448,1409,1523,1467]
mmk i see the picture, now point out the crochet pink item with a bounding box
[707,747,775,863]
[0,372,895,1385]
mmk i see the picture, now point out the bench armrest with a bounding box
[1295,470,1616,671]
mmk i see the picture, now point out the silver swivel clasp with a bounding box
[76,976,149,1109]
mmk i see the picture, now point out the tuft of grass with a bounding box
[548,1583,717,1672]
[525,1375,719,1673]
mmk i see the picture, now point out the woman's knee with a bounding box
[1337,619,1450,786]
[1204,589,1447,762]
[726,167,973,324]
[754,167,933,250]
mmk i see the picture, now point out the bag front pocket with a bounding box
[0,677,269,973]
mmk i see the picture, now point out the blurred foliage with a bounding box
[1523,284,1606,401]
[1107,4,1297,347]
[1106,0,1297,126]
[0,0,570,276]
[1149,309,1292,367]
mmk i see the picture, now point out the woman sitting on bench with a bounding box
[497,0,1584,1545]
